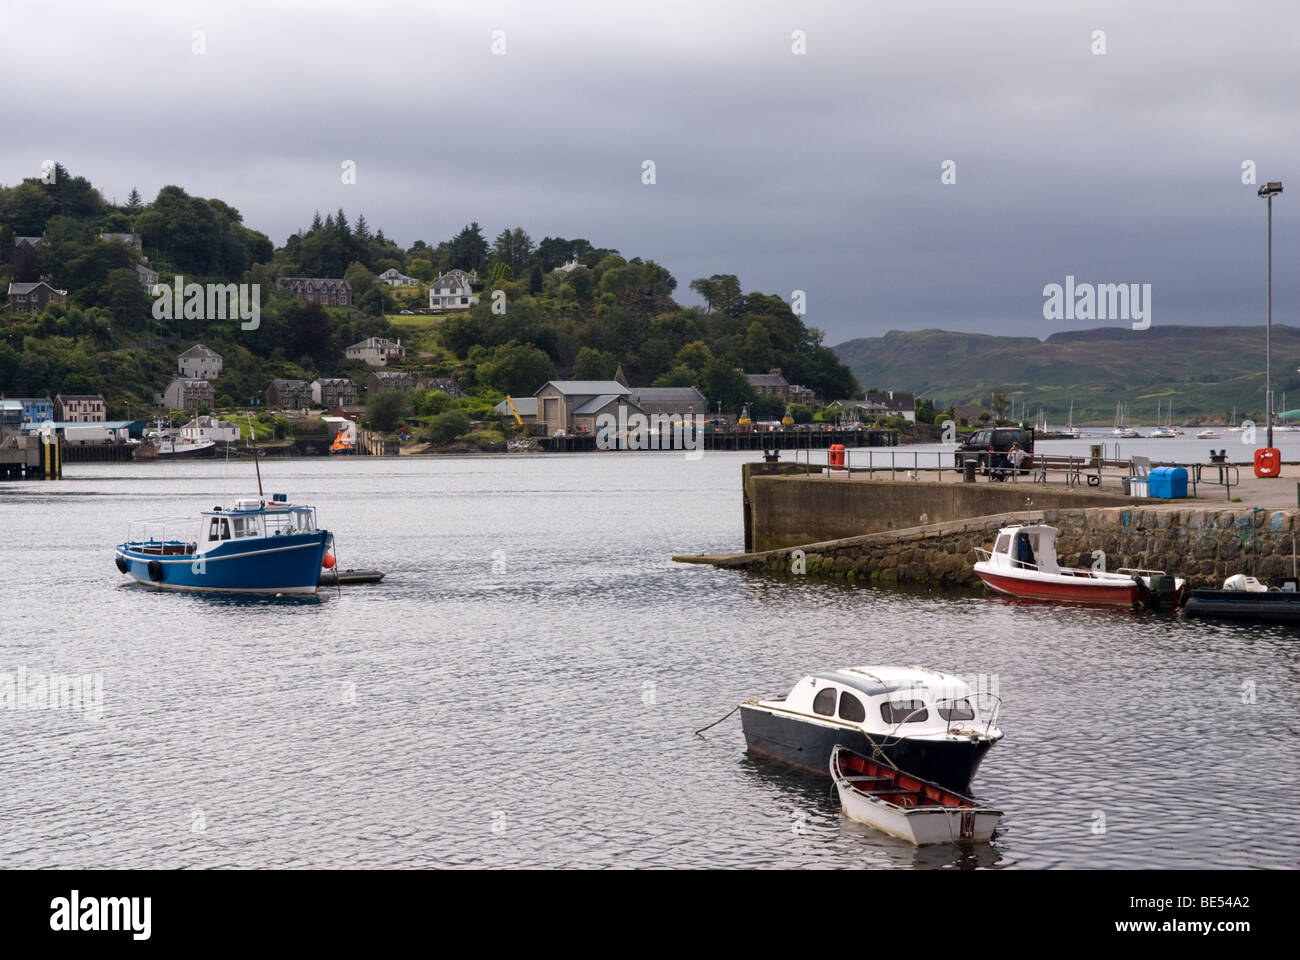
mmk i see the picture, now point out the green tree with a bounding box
[491,226,534,278]
[104,268,150,326]
[572,346,617,381]
[344,261,375,299]
[528,264,543,295]
[450,222,488,272]
[126,187,143,210]
[367,390,409,433]
[426,408,471,445]
[698,359,754,414]
[476,340,555,396]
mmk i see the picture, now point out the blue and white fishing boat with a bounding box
[114,493,332,595]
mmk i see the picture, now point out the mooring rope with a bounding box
[694,704,741,738]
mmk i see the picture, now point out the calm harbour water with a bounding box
[1,450,1297,869]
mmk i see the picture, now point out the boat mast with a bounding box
[247,414,264,499]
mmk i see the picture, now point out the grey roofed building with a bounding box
[538,380,629,396]
[13,236,45,247]
[99,232,143,252]
[264,379,312,408]
[494,397,537,418]
[135,263,159,289]
[365,370,414,394]
[7,281,69,313]
[866,390,916,421]
[178,343,223,380]
[627,385,708,416]
[179,343,221,359]
[572,394,630,416]
[533,380,633,437]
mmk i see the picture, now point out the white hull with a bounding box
[837,787,1000,844]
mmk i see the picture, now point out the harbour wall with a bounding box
[743,468,1146,552]
[686,505,1300,588]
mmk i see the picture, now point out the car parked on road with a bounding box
[954,426,1035,474]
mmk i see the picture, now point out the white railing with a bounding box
[125,516,201,548]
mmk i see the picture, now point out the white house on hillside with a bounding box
[178,343,222,380]
[377,267,418,287]
[345,337,405,366]
[429,270,479,312]
[181,415,241,443]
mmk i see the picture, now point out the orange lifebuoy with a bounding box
[829,444,846,470]
[1254,447,1281,477]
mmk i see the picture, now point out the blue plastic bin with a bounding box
[1147,466,1188,499]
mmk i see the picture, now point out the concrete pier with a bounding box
[0,433,62,480]
[678,458,1300,588]
[679,504,1300,589]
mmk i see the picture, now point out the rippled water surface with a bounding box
[2,452,1297,868]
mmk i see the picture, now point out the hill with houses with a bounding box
[0,166,861,445]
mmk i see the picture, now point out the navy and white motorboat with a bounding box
[740,666,1002,795]
[115,493,332,595]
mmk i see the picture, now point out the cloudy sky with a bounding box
[3,0,1296,344]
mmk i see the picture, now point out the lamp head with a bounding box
[1258,181,1283,198]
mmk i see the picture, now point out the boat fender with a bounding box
[147,559,164,582]
[115,555,128,574]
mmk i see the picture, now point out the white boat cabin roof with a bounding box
[810,665,970,699]
[200,494,310,516]
[986,524,1061,574]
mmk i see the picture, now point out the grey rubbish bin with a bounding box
[963,459,978,483]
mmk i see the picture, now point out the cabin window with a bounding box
[208,518,220,541]
[219,519,231,540]
[994,534,1011,554]
[880,700,929,724]
[812,687,837,716]
[938,699,975,721]
[838,692,866,723]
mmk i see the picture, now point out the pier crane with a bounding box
[505,395,523,427]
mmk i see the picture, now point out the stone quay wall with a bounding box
[692,505,1300,588]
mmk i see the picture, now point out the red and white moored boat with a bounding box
[973,524,1184,609]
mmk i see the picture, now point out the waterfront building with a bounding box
[493,397,538,425]
[180,415,241,443]
[7,396,55,425]
[533,380,636,437]
[54,393,107,422]
[627,386,708,420]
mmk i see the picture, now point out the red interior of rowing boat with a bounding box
[836,750,974,809]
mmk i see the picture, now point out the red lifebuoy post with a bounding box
[829,444,846,471]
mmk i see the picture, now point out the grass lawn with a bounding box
[387,313,444,328]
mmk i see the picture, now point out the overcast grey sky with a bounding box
[3,0,1296,344]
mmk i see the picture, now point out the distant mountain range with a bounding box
[832,325,1300,425]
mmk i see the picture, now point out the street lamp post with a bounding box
[1259,181,1283,450]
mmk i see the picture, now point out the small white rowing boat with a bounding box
[831,745,1002,845]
